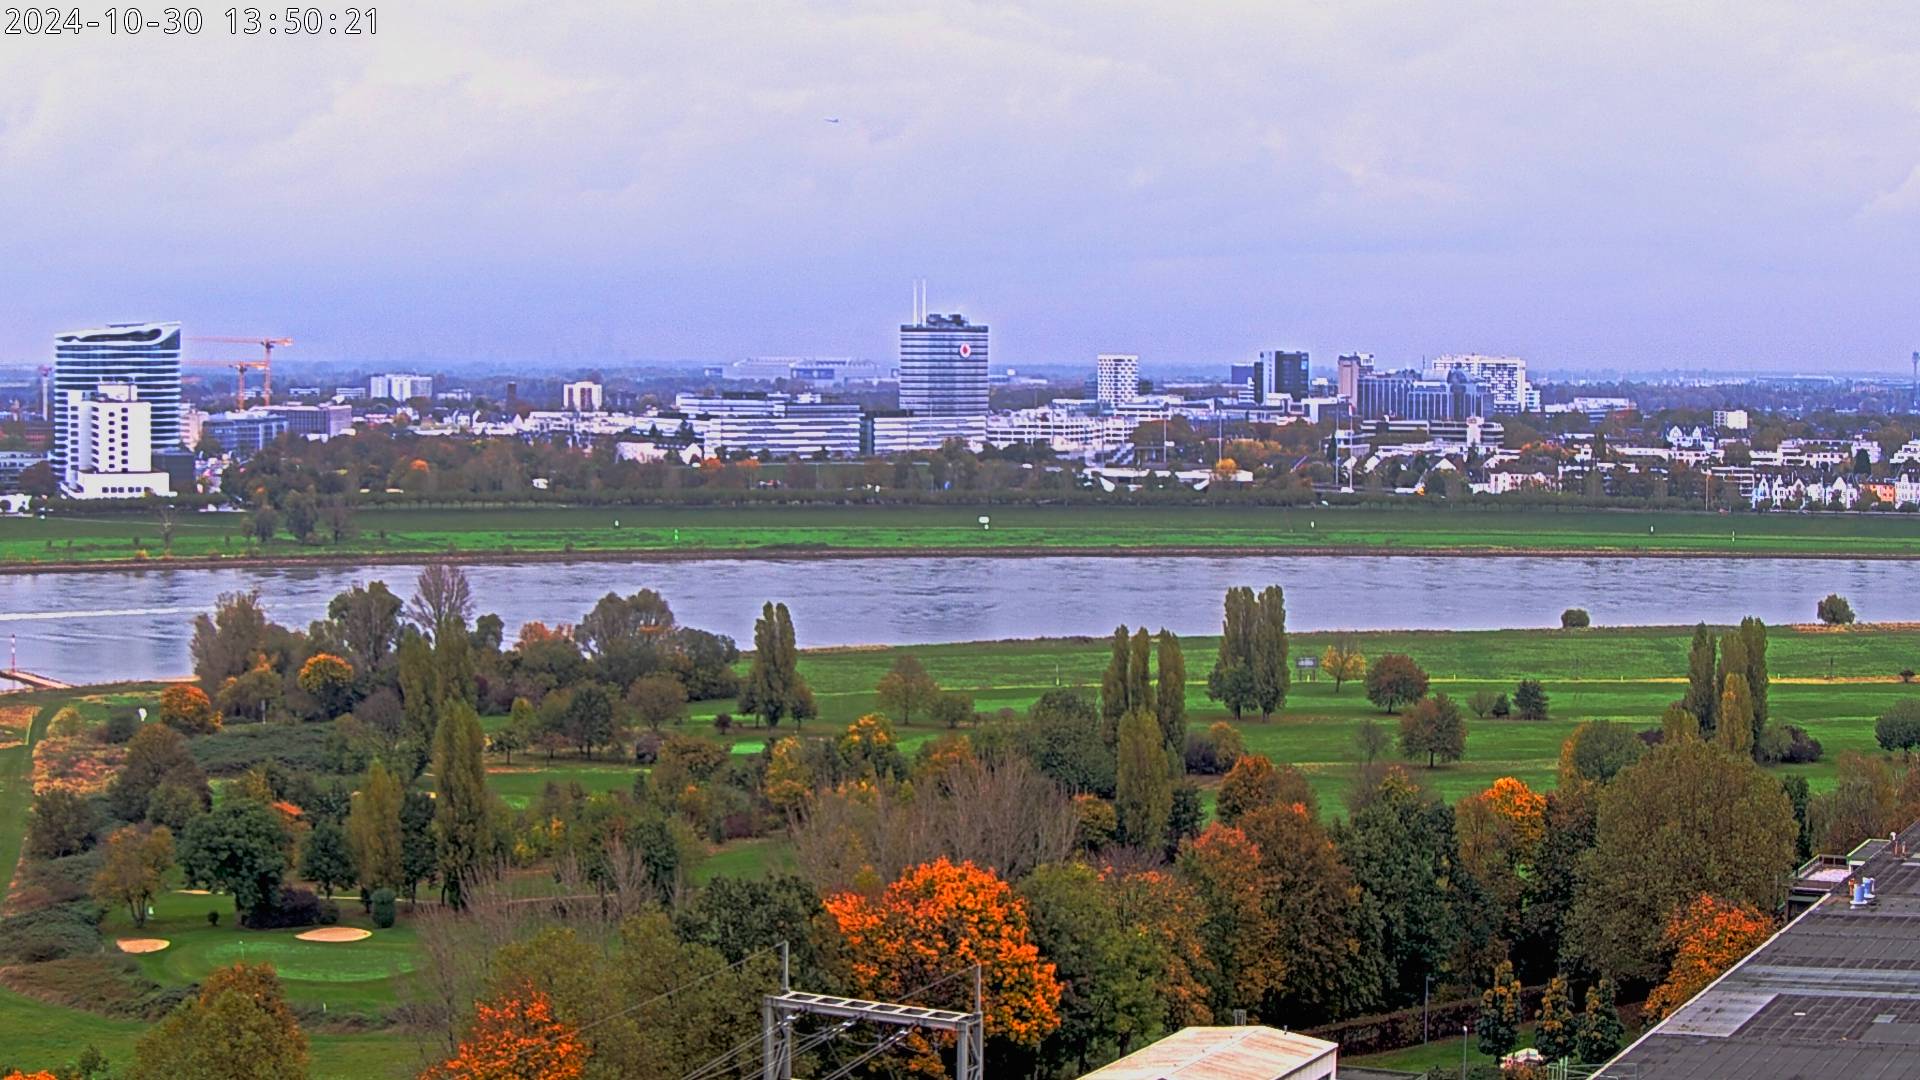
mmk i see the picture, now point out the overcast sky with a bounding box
[4,1,1919,373]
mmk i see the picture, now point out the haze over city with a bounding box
[4,1,1919,371]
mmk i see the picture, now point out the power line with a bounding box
[579,940,786,1037]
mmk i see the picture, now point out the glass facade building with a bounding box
[899,313,989,417]
[52,322,182,477]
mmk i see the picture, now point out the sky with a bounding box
[3,1,1920,374]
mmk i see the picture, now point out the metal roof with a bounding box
[1601,821,1920,1078]
[1078,1025,1337,1079]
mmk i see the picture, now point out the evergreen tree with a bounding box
[1684,623,1718,736]
[1100,626,1130,727]
[300,819,355,897]
[347,760,403,894]
[1155,629,1187,764]
[1513,678,1550,721]
[1207,588,1258,719]
[431,701,490,908]
[1114,708,1172,851]
[1475,959,1522,1057]
[1535,975,1578,1062]
[1251,585,1289,719]
[1575,978,1625,1062]
[1717,674,1755,755]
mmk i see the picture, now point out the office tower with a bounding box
[61,383,173,498]
[562,381,604,412]
[1261,350,1310,400]
[369,374,434,402]
[1336,353,1375,406]
[52,321,182,478]
[1429,355,1529,414]
[1096,354,1140,406]
[899,288,989,417]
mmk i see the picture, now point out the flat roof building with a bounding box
[52,321,182,479]
[899,312,989,417]
[1079,1025,1336,1080]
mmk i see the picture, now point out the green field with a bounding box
[0,622,1915,1074]
[4,503,1920,566]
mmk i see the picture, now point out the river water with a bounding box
[1,555,1913,684]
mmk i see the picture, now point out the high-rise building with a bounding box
[52,321,182,479]
[60,383,174,498]
[1096,354,1139,406]
[1429,355,1529,414]
[1336,353,1375,406]
[1261,350,1310,400]
[562,381,604,412]
[369,374,434,402]
[899,313,989,417]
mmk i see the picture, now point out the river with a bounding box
[1,554,1911,685]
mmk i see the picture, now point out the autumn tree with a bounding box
[1215,754,1314,825]
[763,737,813,817]
[1716,673,1755,755]
[1475,959,1522,1057]
[875,654,939,725]
[1643,894,1772,1022]
[1567,740,1794,981]
[1535,975,1578,1062]
[1575,979,1625,1062]
[1321,641,1365,694]
[91,825,174,928]
[1399,692,1466,767]
[1236,800,1384,1021]
[348,760,405,895]
[826,858,1063,1058]
[424,983,589,1080]
[1114,709,1172,850]
[158,684,221,735]
[1155,629,1187,761]
[1177,825,1282,1016]
[1366,653,1429,714]
[433,702,492,907]
[125,963,307,1080]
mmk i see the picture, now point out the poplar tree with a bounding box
[1155,630,1187,763]
[1114,708,1172,851]
[1717,674,1755,756]
[1684,624,1718,736]
[1739,616,1770,729]
[1101,626,1130,727]
[1207,587,1258,720]
[1251,585,1289,720]
[432,701,490,908]
[1127,627,1153,717]
[347,760,404,895]
[742,602,816,729]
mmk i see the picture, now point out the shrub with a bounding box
[99,712,141,745]
[242,887,326,930]
[0,904,103,964]
[1183,725,1245,776]
[1874,700,1920,754]
[632,731,662,765]
[207,910,220,927]
[1902,669,1917,684]
[1490,693,1512,718]
[370,887,396,928]
[1561,608,1591,629]
[713,712,734,734]
[1757,723,1823,765]
[188,723,336,777]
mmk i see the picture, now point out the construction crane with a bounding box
[185,336,292,406]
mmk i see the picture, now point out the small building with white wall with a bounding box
[1078,1026,1337,1080]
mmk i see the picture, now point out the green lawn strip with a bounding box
[6,504,1920,565]
[0,701,54,905]
[1348,1023,1536,1072]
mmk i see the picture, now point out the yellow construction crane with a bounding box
[185,336,292,406]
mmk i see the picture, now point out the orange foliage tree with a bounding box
[1178,823,1283,1014]
[423,983,589,1080]
[1106,867,1215,1028]
[825,857,1062,1051]
[1643,894,1772,1021]
[158,683,221,735]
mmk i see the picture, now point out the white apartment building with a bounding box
[1430,355,1530,414]
[1096,354,1139,407]
[1712,408,1750,431]
[61,384,173,498]
[369,374,434,401]
[986,409,1135,454]
[562,380,604,412]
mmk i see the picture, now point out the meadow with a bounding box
[0,621,1914,1075]
[5,502,1920,566]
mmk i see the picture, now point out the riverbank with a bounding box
[4,503,1920,571]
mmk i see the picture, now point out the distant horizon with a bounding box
[5,4,1919,369]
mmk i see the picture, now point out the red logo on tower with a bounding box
[959,344,972,358]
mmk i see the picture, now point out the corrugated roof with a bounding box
[1078,1025,1337,1079]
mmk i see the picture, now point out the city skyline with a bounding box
[4,4,1920,371]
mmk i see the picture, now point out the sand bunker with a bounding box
[176,888,212,895]
[295,927,372,942]
[116,938,170,954]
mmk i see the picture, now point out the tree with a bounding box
[1127,628,1154,724]
[1716,673,1755,755]
[1250,585,1289,719]
[1342,769,1461,1007]
[1684,623,1718,736]
[125,963,307,1080]
[558,682,619,757]
[26,788,97,859]
[1643,894,1772,1022]
[1020,690,1116,797]
[574,589,675,677]
[91,825,174,928]
[1206,588,1258,720]
[1560,608,1591,629]
[1236,800,1384,1021]
[178,799,291,921]
[1574,979,1625,1063]
[825,858,1063,1054]
[300,819,354,897]
[1353,718,1391,764]
[347,760,404,894]
[251,506,279,543]
[1101,626,1131,726]
[1817,593,1856,625]
[1156,629,1187,759]
[110,722,207,824]
[1535,975,1578,1062]
[424,983,589,1080]
[875,654,939,725]
[1513,678,1549,721]
[1476,959,1522,1057]
[763,736,813,816]
[1398,692,1466,767]
[1216,754,1314,824]
[1739,616,1770,729]
[1559,720,1644,784]
[297,653,355,718]
[1567,740,1794,981]
[740,602,814,728]
[189,590,269,696]
[674,874,824,970]
[432,702,492,908]
[1661,702,1700,742]
[929,690,975,730]
[625,673,688,731]
[1875,699,1920,755]
[1177,825,1282,1017]
[1114,709,1172,850]
[1321,641,1365,694]
[408,563,475,637]
[1809,751,1897,853]
[158,684,220,735]
[1366,653,1429,714]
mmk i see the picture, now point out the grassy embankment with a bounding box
[0,623,1914,1074]
[4,503,1920,567]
